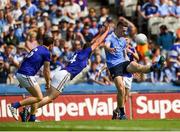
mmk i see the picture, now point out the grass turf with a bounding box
[0,120,180,131]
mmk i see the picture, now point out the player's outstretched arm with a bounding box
[91,26,110,51]
[43,61,51,89]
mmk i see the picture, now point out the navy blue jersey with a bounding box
[17,46,50,76]
[127,47,135,61]
[65,47,92,78]
[124,47,136,78]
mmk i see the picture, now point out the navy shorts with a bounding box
[109,61,131,79]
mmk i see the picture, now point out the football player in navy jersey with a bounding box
[18,26,110,122]
[9,36,54,121]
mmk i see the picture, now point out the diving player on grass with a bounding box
[19,25,110,122]
[9,36,54,121]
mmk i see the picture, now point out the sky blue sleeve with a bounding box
[105,35,111,44]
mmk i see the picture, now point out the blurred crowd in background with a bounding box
[0,0,179,85]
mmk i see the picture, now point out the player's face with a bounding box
[116,25,127,37]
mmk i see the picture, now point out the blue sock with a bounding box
[29,114,36,121]
[12,102,21,108]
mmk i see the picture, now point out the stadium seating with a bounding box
[148,17,164,35]
[123,0,138,17]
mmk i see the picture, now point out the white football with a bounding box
[135,33,147,45]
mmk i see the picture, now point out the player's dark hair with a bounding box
[117,21,128,28]
[43,36,54,46]
[82,42,91,50]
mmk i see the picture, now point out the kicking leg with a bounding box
[126,61,151,73]
[126,56,165,73]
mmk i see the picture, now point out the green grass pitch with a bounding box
[0,120,180,131]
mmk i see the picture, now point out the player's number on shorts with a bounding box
[26,48,38,58]
[70,54,77,63]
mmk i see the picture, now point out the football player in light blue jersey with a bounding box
[19,26,110,122]
[104,20,165,120]
[9,36,54,122]
[112,37,139,120]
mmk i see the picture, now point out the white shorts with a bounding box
[51,70,71,92]
[16,73,38,88]
[123,77,133,90]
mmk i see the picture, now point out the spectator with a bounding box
[82,25,93,43]
[57,0,65,12]
[139,0,159,19]
[157,25,175,55]
[174,0,180,18]
[35,10,42,25]
[44,20,52,36]
[22,15,31,33]
[74,20,83,33]
[19,6,27,21]
[139,0,159,34]
[87,61,106,85]
[51,26,61,42]
[38,0,49,12]
[89,17,98,36]
[98,6,109,25]
[11,2,22,21]
[158,0,170,17]
[25,31,39,52]
[150,48,164,82]
[12,44,27,68]
[48,2,56,19]
[51,7,66,25]
[59,19,69,40]
[14,21,24,42]
[29,17,38,29]
[66,27,75,49]
[64,0,81,20]
[75,0,88,17]
[60,42,73,65]
[95,54,112,85]
[164,58,177,82]
[4,14,15,34]
[0,55,9,83]
[37,26,45,45]
[25,0,38,17]
[0,10,6,36]
[50,48,63,78]
[88,8,97,20]
[4,28,19,46]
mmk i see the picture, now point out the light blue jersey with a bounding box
[105,32,127,68]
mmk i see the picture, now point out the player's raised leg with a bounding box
[126,56,165,73]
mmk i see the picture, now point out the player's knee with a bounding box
[117,89,124,96]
